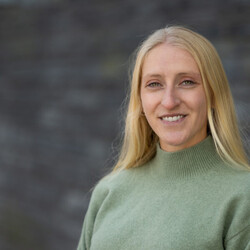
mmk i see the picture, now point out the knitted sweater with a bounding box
[77,136,250,250]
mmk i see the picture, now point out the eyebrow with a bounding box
[142,71,201,81]
[178,72,201,78]
[142,74,162,80]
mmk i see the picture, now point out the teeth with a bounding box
[162,115,184,122]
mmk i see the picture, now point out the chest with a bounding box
[90,187,226,250]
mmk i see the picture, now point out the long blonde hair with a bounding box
[113,25,249,172]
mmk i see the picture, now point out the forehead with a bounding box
[142,43,200,76]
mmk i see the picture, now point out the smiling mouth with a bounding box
[160,115,186,122]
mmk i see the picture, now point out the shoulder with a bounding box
[90,164,152,203]
[92,167,142,193]
[214,164,250,199]
[217,167,250,241]
[221,165,250,187]
[210,159,250,185]
[222,167,250,204]
[200,163,250,245]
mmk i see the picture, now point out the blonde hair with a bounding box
[112,25,249,172]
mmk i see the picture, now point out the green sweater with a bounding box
[77,136,250,250]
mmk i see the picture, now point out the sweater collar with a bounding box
[151,136,222,179]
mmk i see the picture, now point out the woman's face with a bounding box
[140,43,207,152]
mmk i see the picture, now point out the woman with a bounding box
[77,26,250,250]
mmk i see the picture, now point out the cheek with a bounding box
[193,94,207,122]
[198,93,207,111]
[142,101,151,114]
[141,93,152,114]
[141,92,160,114]
[189,88,207,110]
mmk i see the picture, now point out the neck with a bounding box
[151,136,223,179]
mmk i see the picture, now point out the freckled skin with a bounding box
[140,43,208,152]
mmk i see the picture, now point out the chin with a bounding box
[159,133,194,152]
[159,131,207,152]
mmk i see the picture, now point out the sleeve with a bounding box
[225,225,250,250]
[76,178,110,250]
[77,212,90,250]
[224,175,250,250]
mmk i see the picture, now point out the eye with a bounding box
[181,80,196,86]
[147,82,162,88]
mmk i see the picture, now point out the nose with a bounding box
[161,87,180,110]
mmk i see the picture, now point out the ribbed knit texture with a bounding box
[77,136,250,250]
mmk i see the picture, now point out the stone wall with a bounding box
[0,1,249,249]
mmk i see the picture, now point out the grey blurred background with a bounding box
[0,0,249,249]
